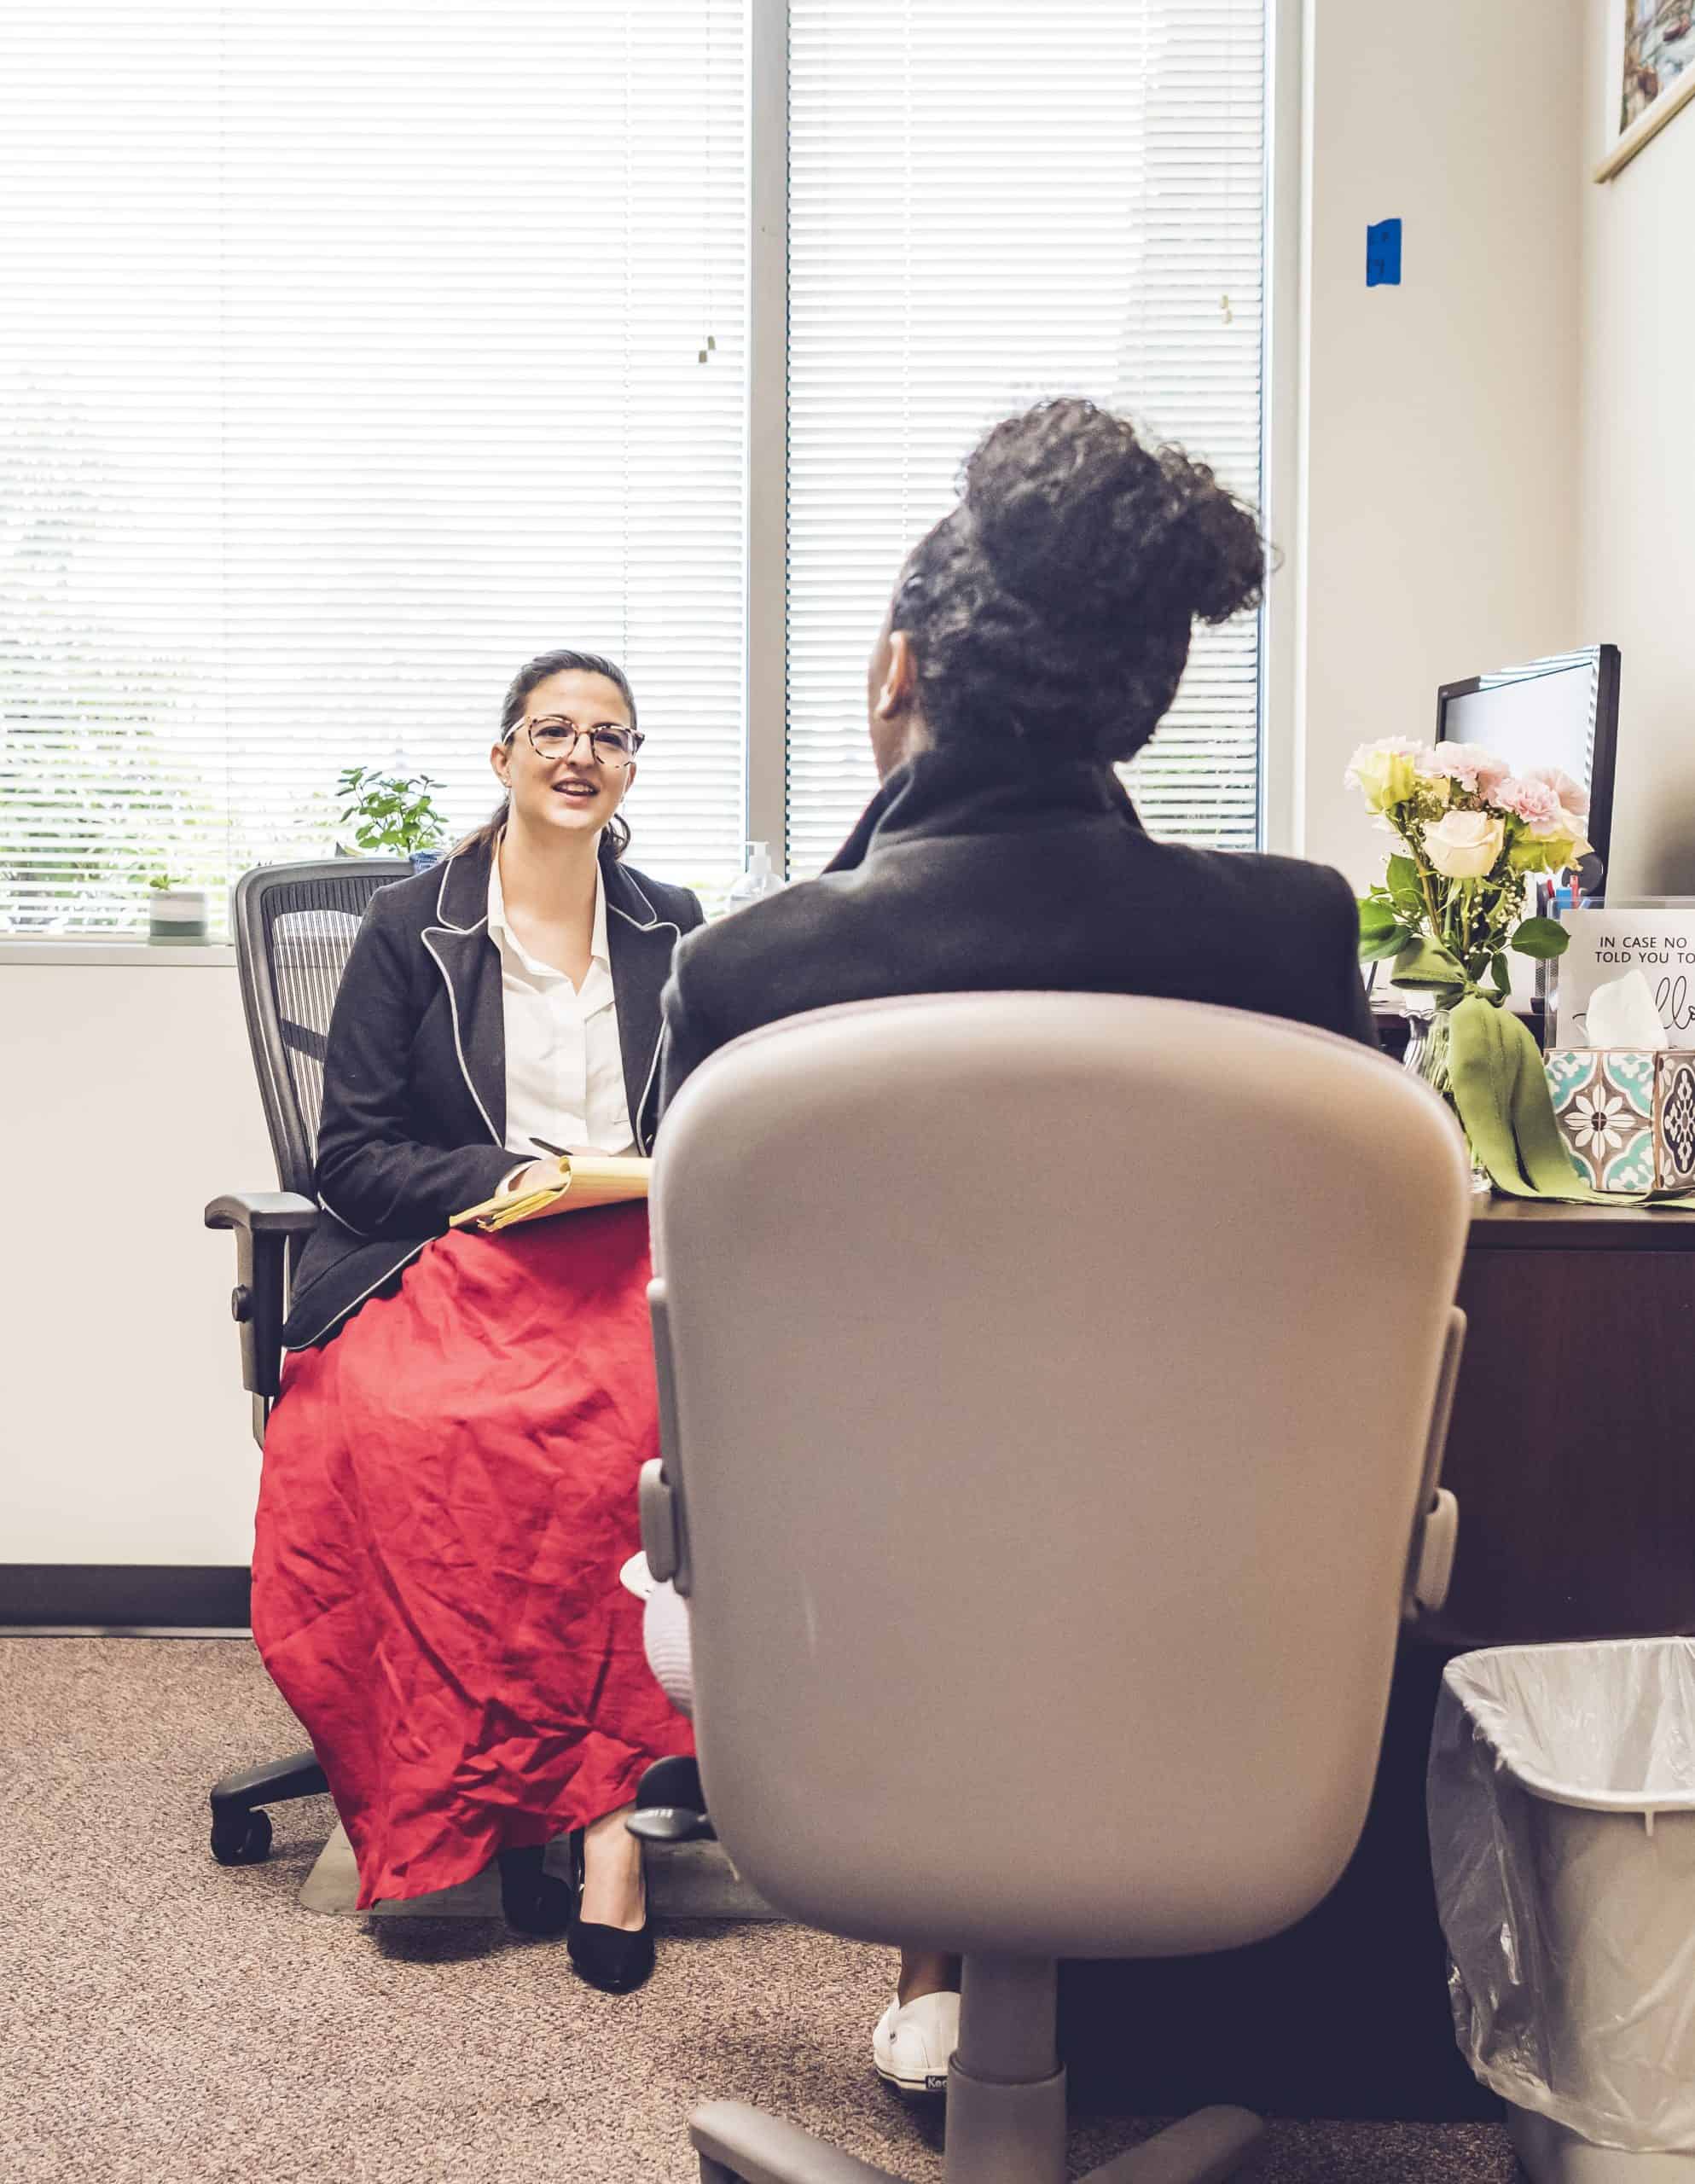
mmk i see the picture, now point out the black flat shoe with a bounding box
[566,1826,656,1993]
[497,1843,577,1939]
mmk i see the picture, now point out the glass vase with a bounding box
[1402,1006,1493,1196]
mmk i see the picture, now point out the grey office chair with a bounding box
[203,857,408,1865]
[640,993,1471,2184]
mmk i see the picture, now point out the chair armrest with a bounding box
[1410,1488,1460,1618]
[205,1191,319,1420]
[645,1279,694,1595]
[640,1458,680,1584]
[1405,1305,1466,1621]
[205,1191,322,1237]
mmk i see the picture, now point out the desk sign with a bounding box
[1551,909,1695,1048]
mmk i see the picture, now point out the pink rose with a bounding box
[1494,775,1567,834]
[1523,764,1591,818]
[1427,742,1512,795]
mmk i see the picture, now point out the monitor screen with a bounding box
[1436,644,1619,881]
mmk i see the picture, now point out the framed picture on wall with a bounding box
[1597,0,1695,181]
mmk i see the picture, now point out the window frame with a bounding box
[744,0,792,868]
[1259,0,1304,859]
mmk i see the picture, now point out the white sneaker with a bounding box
[872,1990,960,2095]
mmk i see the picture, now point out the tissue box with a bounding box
[1545,1049,1695,1192]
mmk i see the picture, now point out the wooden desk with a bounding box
[1429,1199,1695,1649]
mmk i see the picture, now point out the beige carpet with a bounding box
[0,1636,1524,2184]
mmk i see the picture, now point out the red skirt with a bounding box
[252,1203,694,1908]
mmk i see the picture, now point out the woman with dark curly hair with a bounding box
[652,398,1377,2083]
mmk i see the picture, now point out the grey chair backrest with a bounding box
[648,992,1472,1963]
[229,859,410,1195]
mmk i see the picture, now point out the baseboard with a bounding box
[0,1565,252,1631]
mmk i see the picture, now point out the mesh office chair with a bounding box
[204,857,409,1866]
[641,993,1469,2184]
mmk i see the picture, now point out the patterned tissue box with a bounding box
[1545,1049,1695,1193]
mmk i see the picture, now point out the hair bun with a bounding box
[962,398,1264,632]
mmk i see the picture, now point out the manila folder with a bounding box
[450,1153,652,1234]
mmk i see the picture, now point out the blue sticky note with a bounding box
[1367,218,1402,287]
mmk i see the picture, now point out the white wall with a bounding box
[1577,0,1695,898]
[1,959,270,1567]
[1297,0,1585,886]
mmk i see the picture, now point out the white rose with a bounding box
[1421,810,1504,880]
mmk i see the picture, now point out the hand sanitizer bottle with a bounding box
[725,840,781,911]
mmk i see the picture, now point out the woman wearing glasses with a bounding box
[251,649,699,1992]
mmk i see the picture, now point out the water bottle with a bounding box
[725,840,782,912]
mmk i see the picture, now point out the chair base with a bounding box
[689,1951,1265,2184]
[628,1752,717,1845]
[690,2098,1264,2184]
[208,1747,328,1864]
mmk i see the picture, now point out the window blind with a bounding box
[0,1,747,936]
[785,0,1267,874]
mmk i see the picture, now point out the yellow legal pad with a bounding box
[449,1153,652,1234]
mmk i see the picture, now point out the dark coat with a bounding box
[283,837,703,1349]
[658,741,1376,1116]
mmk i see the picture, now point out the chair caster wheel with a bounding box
[210,1808,273,1866]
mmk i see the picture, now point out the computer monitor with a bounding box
[1435,643,1620,886]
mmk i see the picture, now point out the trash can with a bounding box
[1429,1640,1695,2181]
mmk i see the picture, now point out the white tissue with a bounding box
[1585,966,1668,1051]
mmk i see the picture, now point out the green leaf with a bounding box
[1510,915,1570,960]
[1490,952,1512,996]
[1384,854,1424,909]
[1359,895,1402,942]
[1358,898,1407,961]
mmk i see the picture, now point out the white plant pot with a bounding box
[148,887,210,945]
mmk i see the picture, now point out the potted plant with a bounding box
[146,868,210,945]
[336,766,450,872]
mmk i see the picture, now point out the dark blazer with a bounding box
[284,837,704,1350]
[659,741,1376,1117]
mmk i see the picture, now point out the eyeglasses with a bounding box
[512,717,644,768]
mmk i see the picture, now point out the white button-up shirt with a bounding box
[487,852,636,1159]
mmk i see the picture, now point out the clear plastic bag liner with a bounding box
[1430,1640,1695,2152]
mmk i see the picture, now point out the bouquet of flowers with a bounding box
[1346,738,1591,1002]
[1347,739,1599,1198]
